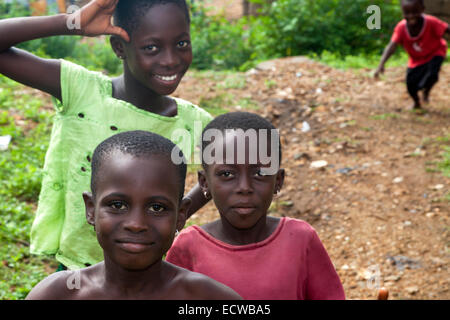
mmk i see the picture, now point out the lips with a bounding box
[116,239,155,253]
[231,204,256,215]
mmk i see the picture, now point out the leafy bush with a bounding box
[0,0,30,19]
[70,37,121,74]
[246,0,402,62]
[190,4,253,70]
[188,0,404,70]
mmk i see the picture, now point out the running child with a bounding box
[374,0,449,111]
[166,112,345,300]
[26,131,241,300]
[0,0,212,270]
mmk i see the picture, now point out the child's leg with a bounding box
[421,56,445,103]
[406,67,422,109]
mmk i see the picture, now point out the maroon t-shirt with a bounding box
[166,217,345,300]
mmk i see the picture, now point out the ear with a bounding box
[274,169,285,194]
[110,35,127,60]
[83,192,96,227]
[176,197,191,231]
[197,169,209,193]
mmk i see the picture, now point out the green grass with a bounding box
[198,94,231,117]
[310,50,409,70]
[0,76,58,300]
[370,113,399,120]
[437,146,450,178]
[215,73,247,90]
[423,135,450,191]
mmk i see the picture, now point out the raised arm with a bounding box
[0,14,68,100]
[374,41,398,79]
[0,0,129,101]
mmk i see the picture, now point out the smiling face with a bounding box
[401,0,425,27]
[117,3,192,96]
[199,131,284,230]
[84,152,188,271]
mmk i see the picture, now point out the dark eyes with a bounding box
[149,204,165,213]
[143,41,190,52]
[177,40,190,48]
[255,169,265,177]
[108,201,166,214]
[110,201,127,211]
[219,171,233,178]
[144,45,157,52]
[217,169,266,178]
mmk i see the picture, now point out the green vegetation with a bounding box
[0,76,57,300]
[370,113,399,120]
[438,147,450,177]
[189,0,406,70]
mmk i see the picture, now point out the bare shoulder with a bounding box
[166,262,242,300]
[26,270,81,300]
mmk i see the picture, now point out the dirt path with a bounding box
[175,57,450,300]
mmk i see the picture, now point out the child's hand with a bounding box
[74,0,130,42]
[374,65,384,79]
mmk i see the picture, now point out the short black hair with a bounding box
[201,112,282,168]
[402,0,424,7]
[91,130,187,202]
[114,0,190,36]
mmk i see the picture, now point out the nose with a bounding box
[159,48,179,69]
[236,173,253,195]
[123,209,148,233]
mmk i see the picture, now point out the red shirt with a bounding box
[391,14,448,68]
[166,217,345,300]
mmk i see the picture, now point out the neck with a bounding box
[408,15,424,30]
[217,216,276,246]
[113,65,171,114]
[102,257,166,298]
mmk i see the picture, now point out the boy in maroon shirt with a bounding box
[374,0,449,111]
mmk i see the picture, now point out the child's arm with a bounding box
[374,41,398,78]
[0,0,128,101]
[184,183,210,219]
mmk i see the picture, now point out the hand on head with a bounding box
[75,0,130,42]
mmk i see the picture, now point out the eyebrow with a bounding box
[141,32,190,43]
[101,193,173,203]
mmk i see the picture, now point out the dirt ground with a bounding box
[174,56,450,300]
